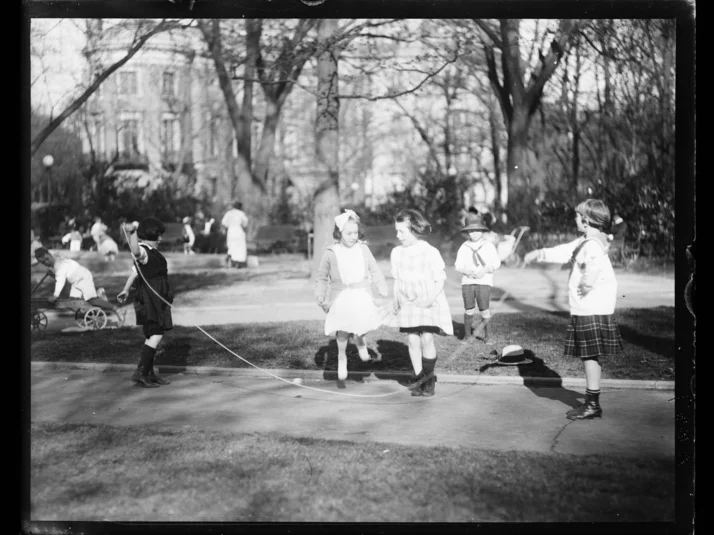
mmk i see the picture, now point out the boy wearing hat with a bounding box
[454,214,501,342]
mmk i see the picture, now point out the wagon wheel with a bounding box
[83,308,108,330]
[75,309,86,328]
[31,311,48,332]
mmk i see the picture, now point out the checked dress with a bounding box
[390,240,453,335]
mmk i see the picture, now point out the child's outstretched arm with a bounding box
[117,270,138,304]
[524,238,581,265]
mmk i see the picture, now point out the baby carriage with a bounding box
[484,226,530,267]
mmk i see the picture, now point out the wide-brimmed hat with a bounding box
[489,344,533,366]
[461,214,489,233]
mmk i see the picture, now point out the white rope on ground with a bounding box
[121,225,421,399]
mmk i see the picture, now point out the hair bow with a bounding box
[334,209,357,232]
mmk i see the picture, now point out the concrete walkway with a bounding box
[30,260,675,460]
[30,364,675,460]
[38,264,674,330]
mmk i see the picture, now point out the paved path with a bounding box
[30,366,674,460]
[37,265,674,331]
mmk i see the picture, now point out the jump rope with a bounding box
[120,224,424,399]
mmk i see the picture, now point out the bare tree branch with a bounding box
[30,19,184,156]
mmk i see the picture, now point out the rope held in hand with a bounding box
[120,225,417,398]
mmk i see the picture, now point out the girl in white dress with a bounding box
[315,210,388,380]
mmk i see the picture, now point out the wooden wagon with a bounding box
[30,297,125,332]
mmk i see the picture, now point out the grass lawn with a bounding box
[30,307,675,381]
[30,421,674,522]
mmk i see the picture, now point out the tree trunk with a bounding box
[311,19,341,279]
[489,105,506,221]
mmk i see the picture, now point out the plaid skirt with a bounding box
[564,314,624,359]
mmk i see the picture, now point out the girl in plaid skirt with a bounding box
[524,199,624,420]
[391,210,453,397]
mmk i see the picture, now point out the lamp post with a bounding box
[42,155,54,203]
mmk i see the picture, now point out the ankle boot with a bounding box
[567,392,602,420]
[136,345,159,388]
[410,370,425,396]
[422,374,437,397]
[463,314,472,340]
[149,367,171,385]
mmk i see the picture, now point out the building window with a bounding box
[162,72,175,97]
[118,118,141,157]
[161,114,180,159]
[118,71,138,95]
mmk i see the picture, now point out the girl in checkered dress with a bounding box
[391,210,453,397]
[524,199,624,420]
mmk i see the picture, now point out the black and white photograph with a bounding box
[22,0,695,531]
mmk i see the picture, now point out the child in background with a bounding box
[315,209,388,381]
[454,214,501,343]
[524,198,624,420]
[391,209,453,397]
[31,230,43,265]
[98,234,119,262]
[182,216,196,255]
[61,226,83,252]
[121,218,174,388]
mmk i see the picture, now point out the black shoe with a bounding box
[422,375,437,397]
[410,371,425,396]
[150,373,171,385]
[567,402,602,420]
[136,376,160,388]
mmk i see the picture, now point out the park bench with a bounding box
[253,225,308,255]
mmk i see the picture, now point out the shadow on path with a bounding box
[478,349,583,410]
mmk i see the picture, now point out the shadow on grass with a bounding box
[618,324,674,360]
[478,349,583,410]
[155,335,192,373]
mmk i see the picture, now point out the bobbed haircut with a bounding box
[137,217,166,241]
[576,198,611,230]
[394,209,432,236]
[333,214,365,241]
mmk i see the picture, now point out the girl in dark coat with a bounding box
[118,217,173,388]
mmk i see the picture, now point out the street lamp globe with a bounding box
[42,155,54,168]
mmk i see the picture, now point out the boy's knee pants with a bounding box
[462,284,491,313]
